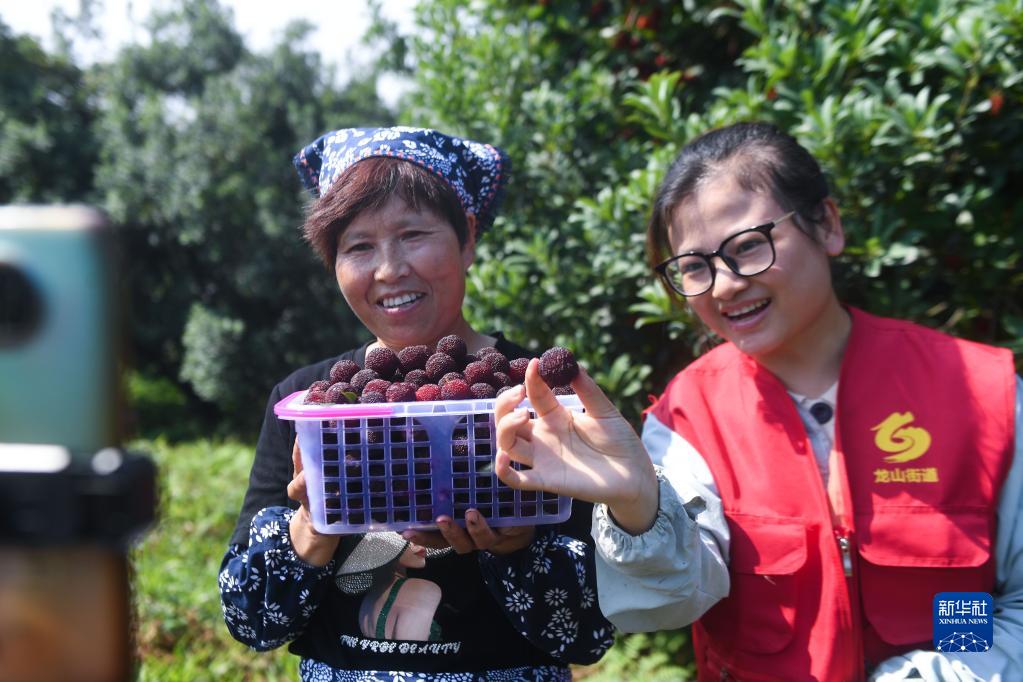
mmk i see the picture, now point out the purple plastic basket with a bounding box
[273,391,583,534]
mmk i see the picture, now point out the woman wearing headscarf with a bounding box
[219,127,613,681]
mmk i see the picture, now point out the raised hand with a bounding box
[494,359,659,534]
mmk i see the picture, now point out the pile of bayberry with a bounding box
[304,335,579,405]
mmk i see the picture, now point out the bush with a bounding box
[388,0,1022,419]
[576,629,695,681]
[126,371,199,442]
[91,2,391,434]
[638,0,1023,366]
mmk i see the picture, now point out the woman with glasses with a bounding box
[494,121,1023,681]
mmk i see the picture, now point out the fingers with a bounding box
[451,511,530,555]
[494,384,525,423]
[464,513,534,555]
[289,442,309,507]
[496,406,533,455]
[524,359,561,418]
[463,510,497,549]
[434,517,476,554]
[495,394,536,483]
[403,514,534,555]
[495,449,541,491]
[287,470,308,507]
[402,519,482,555]
[570,365,624,420]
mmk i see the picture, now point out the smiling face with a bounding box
[335,196,476,351]
[670,172,845,364]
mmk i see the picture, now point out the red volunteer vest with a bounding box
[651,308,1015,681]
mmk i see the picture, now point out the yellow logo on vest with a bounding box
[872,411,932,463]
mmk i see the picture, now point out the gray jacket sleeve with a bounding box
[871,376,1023,681]
[590,411,730,632]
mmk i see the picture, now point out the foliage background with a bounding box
[384,0,1023,426]
[2,0,1021,678]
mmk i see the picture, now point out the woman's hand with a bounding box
[494,359,660,535]
[287,441,341,566]
[402,511,535,556]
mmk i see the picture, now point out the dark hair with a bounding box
[646,122,831,270]
[303,157,469,268]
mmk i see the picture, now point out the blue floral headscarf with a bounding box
[294,127,511,238]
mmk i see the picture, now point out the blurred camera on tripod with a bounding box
[1,205,155,682]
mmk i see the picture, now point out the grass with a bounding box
[131,438,693,680]
[132,438,297,681]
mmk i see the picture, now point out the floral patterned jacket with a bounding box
[219,506,613,682]
[219,342,613,681]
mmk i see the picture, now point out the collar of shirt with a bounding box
[788,381,839,481]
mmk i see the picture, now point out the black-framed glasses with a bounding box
[654,211,795,297]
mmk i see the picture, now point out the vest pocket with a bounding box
[702,514,809,654]
[856,509,993,645]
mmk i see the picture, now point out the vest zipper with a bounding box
[835,530,853,577]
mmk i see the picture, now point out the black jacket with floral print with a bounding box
[218,336,614,677]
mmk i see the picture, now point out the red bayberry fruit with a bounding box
[397,345,430,372]
[496,385,514,397]
[440,379,471,400]
[436,335,467,363]
[363,378,392,395]
[304,389,328,404]
[439,372,465,387]
[425,352,457,381]
[325,382,354,404]
[491,371,512,388]
[365,347,399,378]
[329,359,359,384]
[553,386,575,395]
[350,369,379,393]
[483,351,510,374]
[471,382,497,399]
[539,346,579,387]
[404,369,429,388]
[990,91,1004,116]
[309,380,330,393]
[508,358,530,384]
[386,382,417,403]
[416,384,441,402]
[464,360,494,386]
[359,390,386,404]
